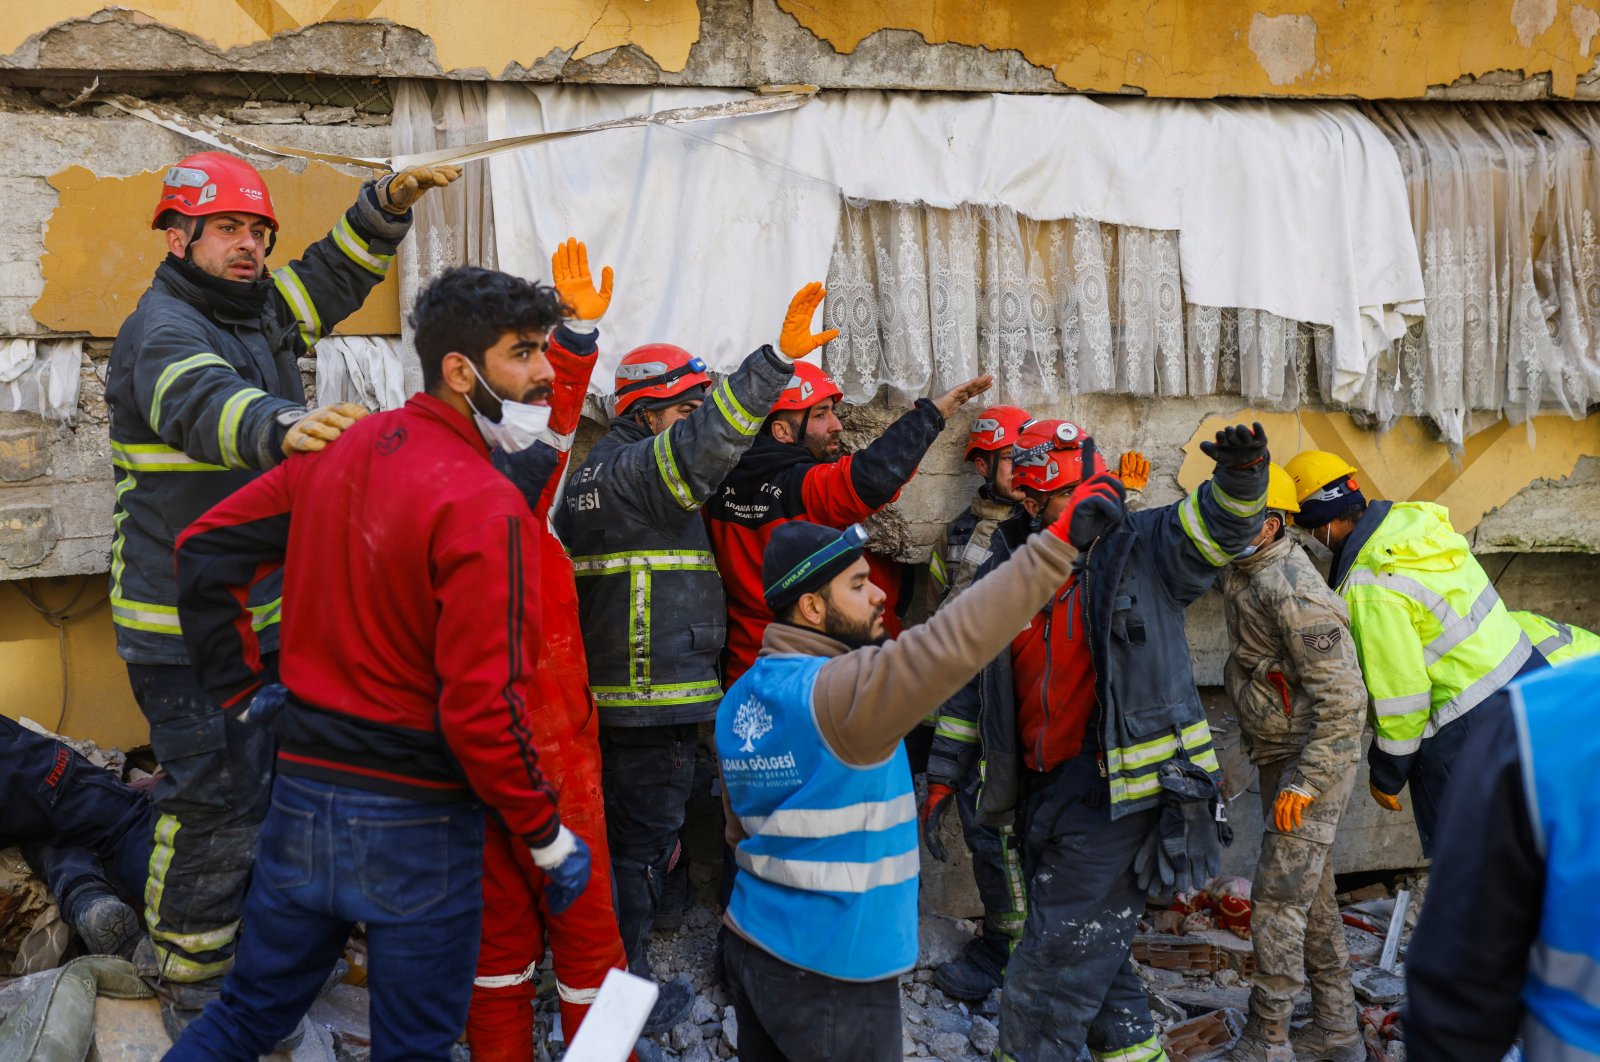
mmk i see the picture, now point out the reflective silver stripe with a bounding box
[1423,582,1504,665]
[1372,691,1432,718]
[740,794,916,839]
[1373,732,1423,756]
[735,848,918,894]
[1521,1014,1600,1061]
[959,541,993,568]
[592,683,722,704]
[557,979,601,1004]
[1531,942,1600,1011]
[111,599,183,634]
[1537,622,1576,659]
[570,552,715,572]
[474,960,538,989]
[1426,634,1533,737]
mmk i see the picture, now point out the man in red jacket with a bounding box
[704,363,992,684]
[167,265,593,1060]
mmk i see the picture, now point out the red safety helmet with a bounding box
[613,343,710,416]
[1011,420,1108,494]
[151,152,278,231]
[965,405,1035,462]
[771,362,844,413]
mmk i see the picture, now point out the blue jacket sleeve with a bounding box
[1150,456,1268,607]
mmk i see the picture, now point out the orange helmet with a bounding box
[613,343,710,416]
[1011,420,1108,494]
[771,362,843,413]
[965,405,1035,462]
[152,152,278,231]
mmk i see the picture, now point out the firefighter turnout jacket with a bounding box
[555,347,794,726]
[1330,501,1534,795]
[107,182,409,664]
[929,454,1266,822]
[927,487,1017,609]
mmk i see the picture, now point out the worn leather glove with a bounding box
[283,402,369,457]
[1161,758,1225,896]
[551,236,614,322]
[1047,439,1128,550]
[1370,782,1403,812]
[1274,785,1315,832]
[236,682,287,726]
[375,163,463,214]
[920,783,956,863]
[1118,451,1150,492]
[1200,421,1269,471]
[1132,820,1174,897]
[779,282,840,359]
[530,826,592,916]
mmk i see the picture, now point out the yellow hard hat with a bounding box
[1283,450,1358,505]
[1266,463,1300,514]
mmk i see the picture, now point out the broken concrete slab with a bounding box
[1352,965,1407,1006]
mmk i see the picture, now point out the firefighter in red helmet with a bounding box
[107,149,459,1038]
[555,283,833,1034]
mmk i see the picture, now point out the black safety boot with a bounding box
[932,934,1009,1001]
[64,885,142,959]
[641,974,695,1036]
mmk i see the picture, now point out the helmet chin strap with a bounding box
[181,216,276,264]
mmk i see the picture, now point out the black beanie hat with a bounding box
[1294,478,1366,530]
[763,521,868,611]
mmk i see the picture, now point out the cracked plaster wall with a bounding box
[6,0,1600,98]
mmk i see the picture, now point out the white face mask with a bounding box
[464,363,552,453]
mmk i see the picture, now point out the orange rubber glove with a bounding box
[282,403,369,458]
[779,282,840,359]
[920,783,956,863]
[1273,785,1314,832]
[551,237,614,322]
[1370,783,1403,812]
[1118,451,1151,492]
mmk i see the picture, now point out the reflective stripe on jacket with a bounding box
[1333,501,1531,790]
[106,183,409,665]
[1512,656,1600,1059]
[718,653,918,981]
[1512,611,1600,667]
[928,456,1265,821]
[555,347,793,725]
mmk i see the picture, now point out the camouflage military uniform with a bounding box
[1221,532,1365,1035]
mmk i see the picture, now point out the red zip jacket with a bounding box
[1012,575,1097,772]
[703,399,946,683]
[175,329,598,848]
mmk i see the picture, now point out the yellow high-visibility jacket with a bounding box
[1334,501,1532,793]
[1512,610,1600,666]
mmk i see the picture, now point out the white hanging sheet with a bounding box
[313,336,407,411]
[487,85,1424,400]
[0,339,82,422]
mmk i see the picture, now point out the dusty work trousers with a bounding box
[600,722,697,978]
[956,770,1028,947]
[1249,758,1359,1031]
[468,816,629,1061]
[999,754,1166,1062]
[127,659,275,994]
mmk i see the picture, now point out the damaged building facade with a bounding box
[3,0,1600,894]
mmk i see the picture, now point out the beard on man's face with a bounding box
[822,605,887,649]
[469,371,551,420]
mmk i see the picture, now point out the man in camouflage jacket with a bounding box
[1219,466,1366,1062]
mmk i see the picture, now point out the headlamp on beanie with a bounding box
[763,522,869,612]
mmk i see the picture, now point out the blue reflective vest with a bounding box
[716,654,918,982]
[1512,655,1600,1059]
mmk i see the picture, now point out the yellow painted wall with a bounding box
[1177,410,1600,532]
[34,162,400,339]
[2,0,700,74]
[0,579,148,749]
[779,0,1600,97]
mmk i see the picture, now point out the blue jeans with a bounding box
[166,775,486,1061]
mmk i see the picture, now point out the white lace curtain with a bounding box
[822,200,1328,411]
[391,80,498,395]
[1363,102,1600,446]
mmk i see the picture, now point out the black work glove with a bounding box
[1045,439,1128,551]
[1199,421,1269,502]
[1136,758,1227,901]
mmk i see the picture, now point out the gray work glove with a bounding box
[1134,758,1227,901]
